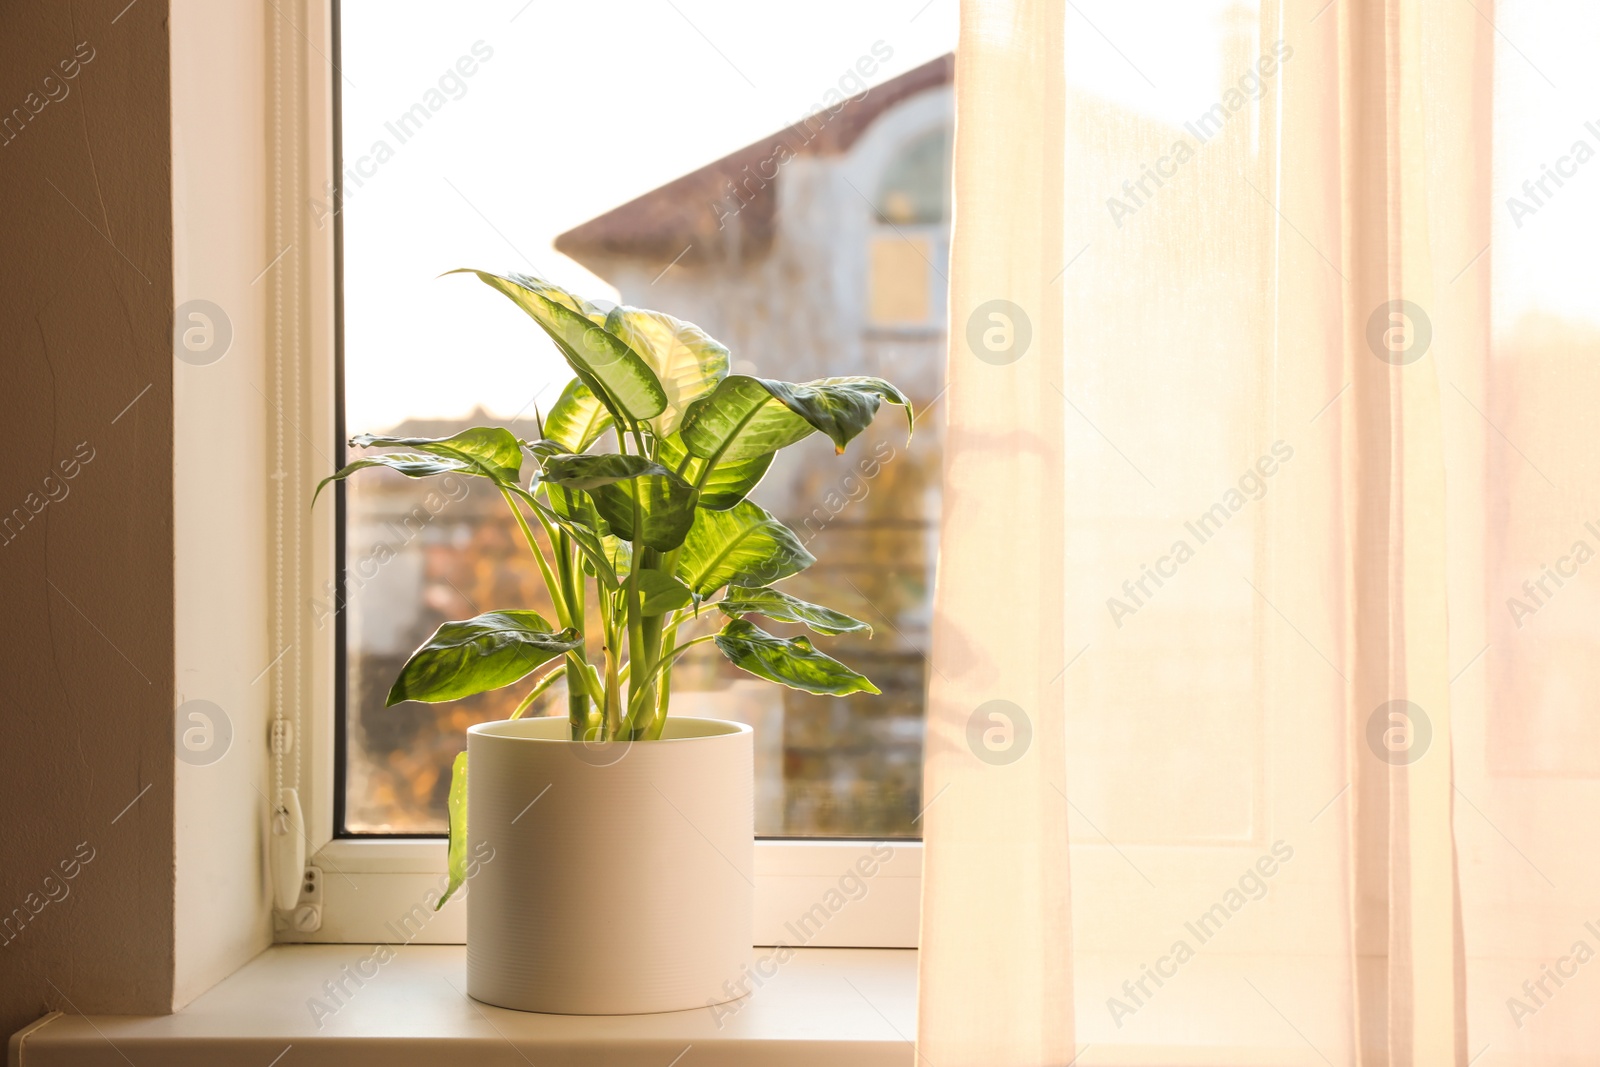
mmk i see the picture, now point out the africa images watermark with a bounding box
[1106,441,1294,628]
[710,40,895,231]
[1503,519,1600,630]
[707,842,895,1028]
[2,842,97,947]
[1,40,97,149]
[308,40,496,229]
[1106,840,1295,1028]
[1505,918,1600,1030]
[305,839,494,1028]
[1504,118,1600,230]
[308,472,469,630]
[1,441,96,548]
[1105,39,1294,229]
[799,439,896,544]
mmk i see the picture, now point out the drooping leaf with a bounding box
[540,454,698,552]
[794,376,916,443]
[713,619,880,696]
[351,426,523,483]
[312,452,474,505]
[603,306,729,436]
[543,378,613,453]
[386,610,583,705]
[678,375,914,465]
[656,432,774,510]
[676,500,814,598]
[635,569,694,615]
[717,587,872,636]
[437,751,468,909]
[453,269,668,423]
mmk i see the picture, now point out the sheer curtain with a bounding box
[921,1,1600,1065]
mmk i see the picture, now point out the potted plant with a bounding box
[318,270,911,1014]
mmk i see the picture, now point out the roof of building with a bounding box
[554,54,954,272]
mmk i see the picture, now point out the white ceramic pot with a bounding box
[465,715,754,1014]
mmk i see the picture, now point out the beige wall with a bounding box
[0,0,178,1036]
[1,0,280,1037]
[170,0,275,1007]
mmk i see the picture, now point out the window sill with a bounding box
[11,945,918,1067]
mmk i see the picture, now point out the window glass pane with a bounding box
[336,1,956,836]
[876,126,951,224]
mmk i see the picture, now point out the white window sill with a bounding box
[11,945,918,1067]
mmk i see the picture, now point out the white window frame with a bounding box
[281,0,921,948]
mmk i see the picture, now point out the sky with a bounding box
[338,0,960,432]
[338,1,1596,432]
[337,0,1250,432]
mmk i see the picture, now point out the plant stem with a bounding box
[510,663,566,719]
[624,627,719,739]
[500,486,569,627]
[652,622,677,741]
[553,528,589,739]
[602,640,621,739]
[637,545,684,739]
[622,550,650,738]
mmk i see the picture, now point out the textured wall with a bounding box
[0,0,176,1037]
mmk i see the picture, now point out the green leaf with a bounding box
[386,610,583,705]
[713,619,879,696]
[462,267,609,322]
[454,269,668,423]
[543,479,588,522]
[676,500,814,598]
[351,426,523,483]
[543,379,613,453]
[599,531,633,582]
[541,454,698,552]
[540,453,668,490]
[717,587,872,636]
[636,569,694,615]
[437,751,468,909]
[603,306,729,436]
[678,375,914,465]
[656,432,773,510]
[312,452,473,506]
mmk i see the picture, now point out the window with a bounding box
[332,2,957,843]
[868,126,951,328]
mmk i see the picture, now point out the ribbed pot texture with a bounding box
[465,715,754,1014]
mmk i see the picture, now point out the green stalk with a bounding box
[637,545,684,739]
[510,663,566,719]
[500,486,569,628]
[553,528,590,739]
[520,487,595,738]
[625,632,717,733]
[651,622,678,741]
[602,639,622,739]
[622,553,649,738]
[627,417,649,459]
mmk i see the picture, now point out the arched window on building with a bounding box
[867,124,951,330]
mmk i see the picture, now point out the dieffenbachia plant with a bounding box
[316,271,912,904]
